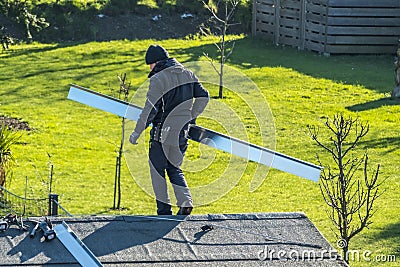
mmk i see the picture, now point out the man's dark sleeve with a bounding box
[133,78,162,135]
[191,81,209,120]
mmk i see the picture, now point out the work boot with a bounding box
[156,200,172,215]
[177,207,193,215]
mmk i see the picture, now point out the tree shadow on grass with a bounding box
[0,42,80,59]
[370,222,400,258]
[227,37,395,94]
[1,36,396,107]
[0,45,145,105]
[346,97,400,112]
[358,136,400,154]
[172,38,394,99]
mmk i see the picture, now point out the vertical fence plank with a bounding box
[252,0,257,36]
[323,1,329,55]
[299,0,306,50]
[274,0,281,45]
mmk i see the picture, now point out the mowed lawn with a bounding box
[0,36,399,266]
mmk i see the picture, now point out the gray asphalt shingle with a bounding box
[0,213,348,266]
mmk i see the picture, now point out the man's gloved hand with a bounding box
[129,132,140,145]
[189,118,196,126]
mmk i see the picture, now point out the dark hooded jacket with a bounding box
[134,58,209,143]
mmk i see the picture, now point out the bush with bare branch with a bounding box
[1,25,14,51]
[0,124,21,188]
[308,113,385,264]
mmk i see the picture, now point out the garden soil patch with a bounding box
[0,115,31,131]
[1,11,215,42]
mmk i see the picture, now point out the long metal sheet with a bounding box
[54,221,103,267]
[67,84,321,181]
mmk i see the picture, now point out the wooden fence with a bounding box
[252,0,400,54]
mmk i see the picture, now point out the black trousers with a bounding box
[148,139,193,215]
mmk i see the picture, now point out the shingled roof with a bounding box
[1,212,348,266]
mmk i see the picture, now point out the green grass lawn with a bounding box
[1,36,399,266]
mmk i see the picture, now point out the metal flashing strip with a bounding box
[68,84,321,181]
[54,221,103,267]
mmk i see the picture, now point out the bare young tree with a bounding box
[308,113,385,264]
[201,0,240,98]
[111,73,131,210]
